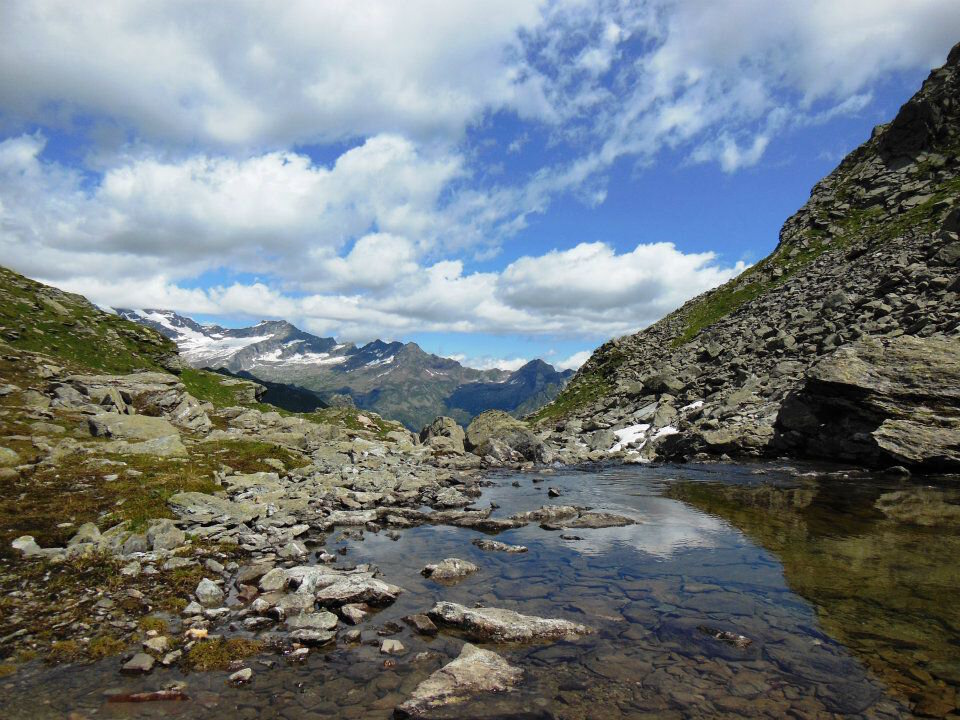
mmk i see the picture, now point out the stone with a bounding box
[419,416,466,453]
[777,335,960,469]
[146,519,185,551]
[168,492,260,524]
[395,643,522,718]
[314,575,403,607]
[471,538,527,553]
[340,603,369,625]
[427,602,592,642]
[421,558,479,582]
[195,578,224,607]
[143,636,170,654]
[380,638,405,655]
[121,653,155,674]
[67,522,100,546]
[464,411,546,462]
[0,447,19,467]
[403,614,438,636]
[286,611,338,631]
[87,413,181,441]
[541,511,637,530]
[229,667,253,685]
[289,629,336,646]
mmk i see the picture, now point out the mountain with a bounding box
[534,42,960,471]
[117,309,570,430]
[447,359,573,418]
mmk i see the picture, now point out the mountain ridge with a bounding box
[118,308,572,430]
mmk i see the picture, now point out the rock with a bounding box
[340,603,369,625]
[433,487,471,508]
[11,535,43,557]
[403,614,439,636]
[168,492,260,524]
[289,629,336,646]
[427,602,592,642]
[143,636,170,654]
[541,511,637,530]
[464,411,546,462]
[547,487,562,497]
[121,653,155,674]
[286,611,338,631]
[314,575,403,607]
[394,643,522,718]
[471,538,527,553]
[421,558,479,582]
[0,447,19,467]
[67,522,101,546]
[146,519,185,551]
[229,667,253,685]
[777,336,960,469]
[87,413,182,441]
[380,638,405,655]
[195,578,224,607]
[420,417,466,453]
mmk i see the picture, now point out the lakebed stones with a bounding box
[421,558,479,582]
[427,601,592,643]
[394,643,523,718]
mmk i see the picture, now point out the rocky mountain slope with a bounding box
[534,42,960,471]
[119,309,571,430]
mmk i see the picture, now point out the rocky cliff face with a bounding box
[535,43,960,471]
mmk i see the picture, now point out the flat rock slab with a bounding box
[89,413,181,441]
[421,558,479,582]
[395,643,522,718]
[427,601,592,643]
[472,539,527,553]
[168,492,260,525]
[541,511,637,530]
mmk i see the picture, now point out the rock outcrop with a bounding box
[395,643,523,718]
[534,42,960,471]
[775,335,960,470]
[465,411,548,463]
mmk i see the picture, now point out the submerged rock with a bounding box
[421,558,479,582]
[395,643,522,718]
[471,538,527,553]
[541,511,637,530]
[427,601,592,643]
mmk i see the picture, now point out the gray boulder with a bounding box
[420,417,466,453]
[395,643,522,718]
[421,558,479,582]
[464,411,546,462]
[776,335,960,469]
[427,601,592,643]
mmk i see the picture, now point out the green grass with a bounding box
[182,637,263,671]
[530,345,627,424]
[0,266,176,373]
[180,367,253,408]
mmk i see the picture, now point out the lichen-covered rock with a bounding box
[395,643,522,718]
[464,411,546,463]
[420,416,466,453]
[427,602,592,643]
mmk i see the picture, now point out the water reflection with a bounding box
[667,473,960,717]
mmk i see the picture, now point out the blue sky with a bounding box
[1,2,958,371]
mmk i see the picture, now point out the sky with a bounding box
[1,2,958,372]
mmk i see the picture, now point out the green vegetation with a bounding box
[183,637,263,671]
[180,367,250,407]
[0,266,176,373]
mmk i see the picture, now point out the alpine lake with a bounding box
[2,461,958,719]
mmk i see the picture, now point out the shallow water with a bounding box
[3,462,958,719]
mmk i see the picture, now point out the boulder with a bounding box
[776,335,960,469]
[195,578,224,607]
[471,539,527,554]
[464,411,546,462]
[421,558,479,582]
[168,492,260,525]
[88,413,181,441]
[420,417,466,453]
[427,602,592,643]
[395,643,522,718]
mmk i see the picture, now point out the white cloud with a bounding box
[556,350,592,371]
[0,0,546,150]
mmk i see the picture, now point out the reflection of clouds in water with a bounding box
[547,497,731,558]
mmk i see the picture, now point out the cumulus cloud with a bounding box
[1,0,959,349]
